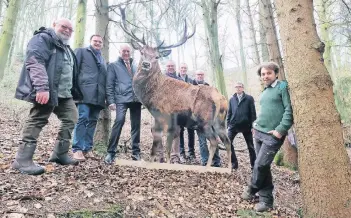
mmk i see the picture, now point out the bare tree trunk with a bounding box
[73,0,87,49]
[201,0,227,97]
[260,0,285,79]
[315,0,334,80]
[94,0,111,147]
[245,0,260,65]
[0,0,21,81]
[235,0,248,88]
[259,0,269,62]
[276,1,351,217]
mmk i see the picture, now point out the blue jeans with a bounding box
[197,130,221,166]
[72,104,101,152]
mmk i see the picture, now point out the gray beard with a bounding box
[56,32,70,45]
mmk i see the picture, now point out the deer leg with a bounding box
[165,115,179,164]
[204,127,218,168]
[151,119,163,162]
[217,129,232,170]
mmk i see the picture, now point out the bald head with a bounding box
[166,60,176,73]
[195,69,205,82]
[53,18,73,44]
[119,44,131,61]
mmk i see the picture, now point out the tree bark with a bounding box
[235,0,248,88]
[0,0,21,81]
[201,0,227,97]
[73,0,87,49]
[94,0,111,147]
[276,1,351,217]
[245,0,260,65]
[260,0,285,79]
[259,0,269,62]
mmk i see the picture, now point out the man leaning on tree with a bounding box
[241,62,293,212]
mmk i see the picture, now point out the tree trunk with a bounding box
[73,0,87,49]
[276,1,351,217]
[201,0,227,97]
[94,0,111,147]
[235,0,248,88]
[315,0,334,81]
[0,0,21,81]
[259,0,269,62]
[260,0,285,79]
[245,0,260,65]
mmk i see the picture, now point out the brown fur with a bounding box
[132,45,231,169]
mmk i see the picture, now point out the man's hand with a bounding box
[268,130,282,139]
[36,91,50,104]
[108,103,116,110]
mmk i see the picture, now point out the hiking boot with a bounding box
[104,153,116,164]
[83,151,94,159]
[170,156,181,164]
[255,202,273,212]
[188,154,196,164]
[73,151,86,161]
[11,142,45,175]
[49,140,79,165]
[241,186,255,201]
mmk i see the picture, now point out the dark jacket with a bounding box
[227,92,256,131]
[106,57,139,105]
[178,73,193,84]
[192,80,209,86]
[15,27,82,106]
[75,46,107,108]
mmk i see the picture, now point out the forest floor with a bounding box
[0,95,350,218]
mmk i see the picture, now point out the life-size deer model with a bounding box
[120,10,232,169]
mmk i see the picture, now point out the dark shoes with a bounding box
[48,140,78,166]
[104,153,116,164]
[241,186,255,201]
[255,202,273,212]
[131,154,141,161]
[11,143,45,175]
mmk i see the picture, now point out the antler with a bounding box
[119,6,146,45]
[157,20,196,49]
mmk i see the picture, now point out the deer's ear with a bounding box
[159,49,172,57]
[131,40,142,50]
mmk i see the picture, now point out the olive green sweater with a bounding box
[253,80,293,135]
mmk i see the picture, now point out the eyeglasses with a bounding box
[196,74,204,76]
[58,24,74,32]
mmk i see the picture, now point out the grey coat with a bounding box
[15,27,82,106]
[75,46,107,108]
[106,57,139,105]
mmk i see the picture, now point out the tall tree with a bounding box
[94,0,111,147]
[260,0,285,79]
[73,0,87,49]
[0,0,21,81]
[235,0,248,88]
[244,0,260,65]
[259,0,269,62]
[276,0,351,217]
[200,0,227,97]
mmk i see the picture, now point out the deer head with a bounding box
[119,7,195,72]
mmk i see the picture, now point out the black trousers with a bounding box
[107,102,141,155]
[228,126,256,168]
[249,130,285,204]
[179,126,195,156]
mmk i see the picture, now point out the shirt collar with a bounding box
[266,79,278,88]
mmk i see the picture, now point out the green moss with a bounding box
[57,205,123,218]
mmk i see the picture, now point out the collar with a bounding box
[89,45,101,55]
[265,79,278,89]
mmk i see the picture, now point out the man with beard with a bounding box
[12,18,82,175]
[241,62,293,212]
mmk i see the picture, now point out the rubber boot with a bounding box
[11,142,45,175]
[48,140,79,165]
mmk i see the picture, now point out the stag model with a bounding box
[120,15,231,170]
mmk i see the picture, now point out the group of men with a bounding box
[11,18,293,212]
